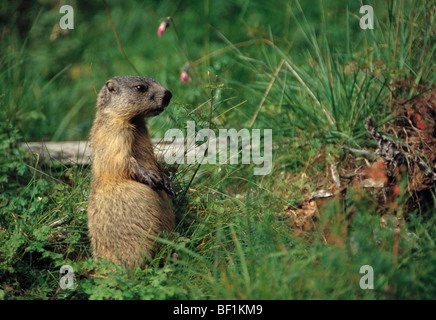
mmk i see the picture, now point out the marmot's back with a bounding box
[88,75,174,269]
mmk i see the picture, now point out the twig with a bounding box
[89,62,97,95]
[103,0,140,75]
[249,60,284,128]
[191,38,276,68]
[408,0,416,57]
[365,116,405,166]
[167,17,190,65]
[330,161,341,189]
[365,116,436,181]
[214,100,247,120]
[393,0,402,65]
[249,59,335,128]
[182,73,216,198]
[341,145,375,161]
[283,60,335,126]
[48,215,71,228]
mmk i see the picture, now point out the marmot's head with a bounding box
[97,75,172,119]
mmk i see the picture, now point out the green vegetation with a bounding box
[1,0,435,299]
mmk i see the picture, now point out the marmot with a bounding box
[88,75,175,269]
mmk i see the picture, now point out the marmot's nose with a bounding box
[162,90,172,107]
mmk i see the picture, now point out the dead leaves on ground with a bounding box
[277,84,435,247]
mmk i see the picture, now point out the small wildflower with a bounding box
[392,184,401,196]
[157,23,166,36]
[180,70,189,83]
[157,18,170,37]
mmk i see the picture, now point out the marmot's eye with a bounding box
[134,85,148,93]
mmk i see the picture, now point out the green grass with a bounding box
[1,0,435,300]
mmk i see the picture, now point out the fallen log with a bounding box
[21,139,185,165]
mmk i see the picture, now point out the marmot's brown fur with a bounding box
[88,75,175,269]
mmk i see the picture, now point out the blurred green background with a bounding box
[1,0,384,141]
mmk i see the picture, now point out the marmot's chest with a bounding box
[132,140,158,171]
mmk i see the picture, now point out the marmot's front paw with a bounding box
[162,173,175,198]
[130,159,174,196]
[135,166,164,190]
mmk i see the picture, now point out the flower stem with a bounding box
[103,0,140,75]
[167,17,191,66]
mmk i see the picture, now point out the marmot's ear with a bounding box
[106,80,119,93]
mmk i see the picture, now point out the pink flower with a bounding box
[157,18,170,37]
[157,22,167,36]
[180,70,189,83]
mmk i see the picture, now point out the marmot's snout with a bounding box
[148,87,172,116]
[162,90,172,108]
